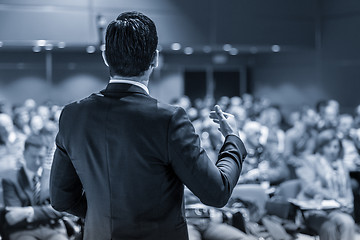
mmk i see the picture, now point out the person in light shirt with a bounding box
[296,129,355,240]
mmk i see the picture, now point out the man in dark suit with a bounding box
[49,11,247,240]
[2,134,68,240]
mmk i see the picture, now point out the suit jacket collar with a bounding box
[100,83,149,98]
[18,167,34,205]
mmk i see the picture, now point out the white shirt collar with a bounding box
[109,79,149,95]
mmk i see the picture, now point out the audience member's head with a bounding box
[300,107,319,128]
[104,11,158,77]
[337,114,354,137]
[30,115,44,134]
[322,104,339,129]
[228,105,247,129]
[243,121,262,148]
[24,134,47,172]
[37,105,51,121]
[0,113,15,140]
[315,129,343,161]
[229,96,242,107]
[259,105,282,128]
[13,106,30,130]
[355,104,360,117]
[315,100,328,117]
[217,96,230,111]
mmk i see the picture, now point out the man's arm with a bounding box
[168,105,246,208]
[50,145,87,218]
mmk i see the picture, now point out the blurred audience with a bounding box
[185,188,257,240]
[284,106,319,179]
[1,94,360,239]
[295,129,355,240]
[2,134,68,240]
[239,121,288,185]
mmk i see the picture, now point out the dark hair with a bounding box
[105,11,158,77]
[315,129,343,158]
[24,134,46,150]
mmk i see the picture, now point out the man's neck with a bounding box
[111,75,149,87]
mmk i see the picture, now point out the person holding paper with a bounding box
[296,129,355,240]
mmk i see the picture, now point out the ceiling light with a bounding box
[37,40,46,47]
[271,45,280,52]
[45,44,53,51]
[223,44,232,51]
[229,48,238,55]
[32,46,41,52]
[184,47,194,55]
[171,43,181,51]
[58,42,66,48]
[86,46,96,53]
[100,44,106,52]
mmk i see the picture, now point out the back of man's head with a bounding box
[105,11,158,77]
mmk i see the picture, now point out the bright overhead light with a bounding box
[86,46,96,53]
[37,40,46,47]
[0,41,3,47]
[223,44,232,51]
[171,43,181,51]
[271,45,281,52]
[100,44,106,52]
[45,44,53,51]
[229,48,238,55]
[58,42,66,48]
[184,47,194,55]
[32,46,41,52]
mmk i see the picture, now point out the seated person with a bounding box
[2,134,69,240]
[284,107,319,179]
[337,114,360,171]
[296,129,355,240]
[184,188,257,240]
[239,121,289,185]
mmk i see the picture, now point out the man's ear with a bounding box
[151,50,159,68]
[102,50,109,67]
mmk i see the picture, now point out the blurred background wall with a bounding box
[0,0,359,114]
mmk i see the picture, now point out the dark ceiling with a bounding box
[0,0,359,54]
[0,0,320,53]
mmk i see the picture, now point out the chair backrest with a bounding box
[231,184,269,218]
[275,179,302,199]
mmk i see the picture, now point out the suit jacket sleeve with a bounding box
[49,110,87,218]
[168,107,246,208]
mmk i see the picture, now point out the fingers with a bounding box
[212,119,219,124]
[209,111,234,120]
[214,105,225,120]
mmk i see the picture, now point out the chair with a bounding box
[266,179,301,220]
[0,207,9,240]
[267,179,318,238]
[231,184,269,218]
[230,184,293,240]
